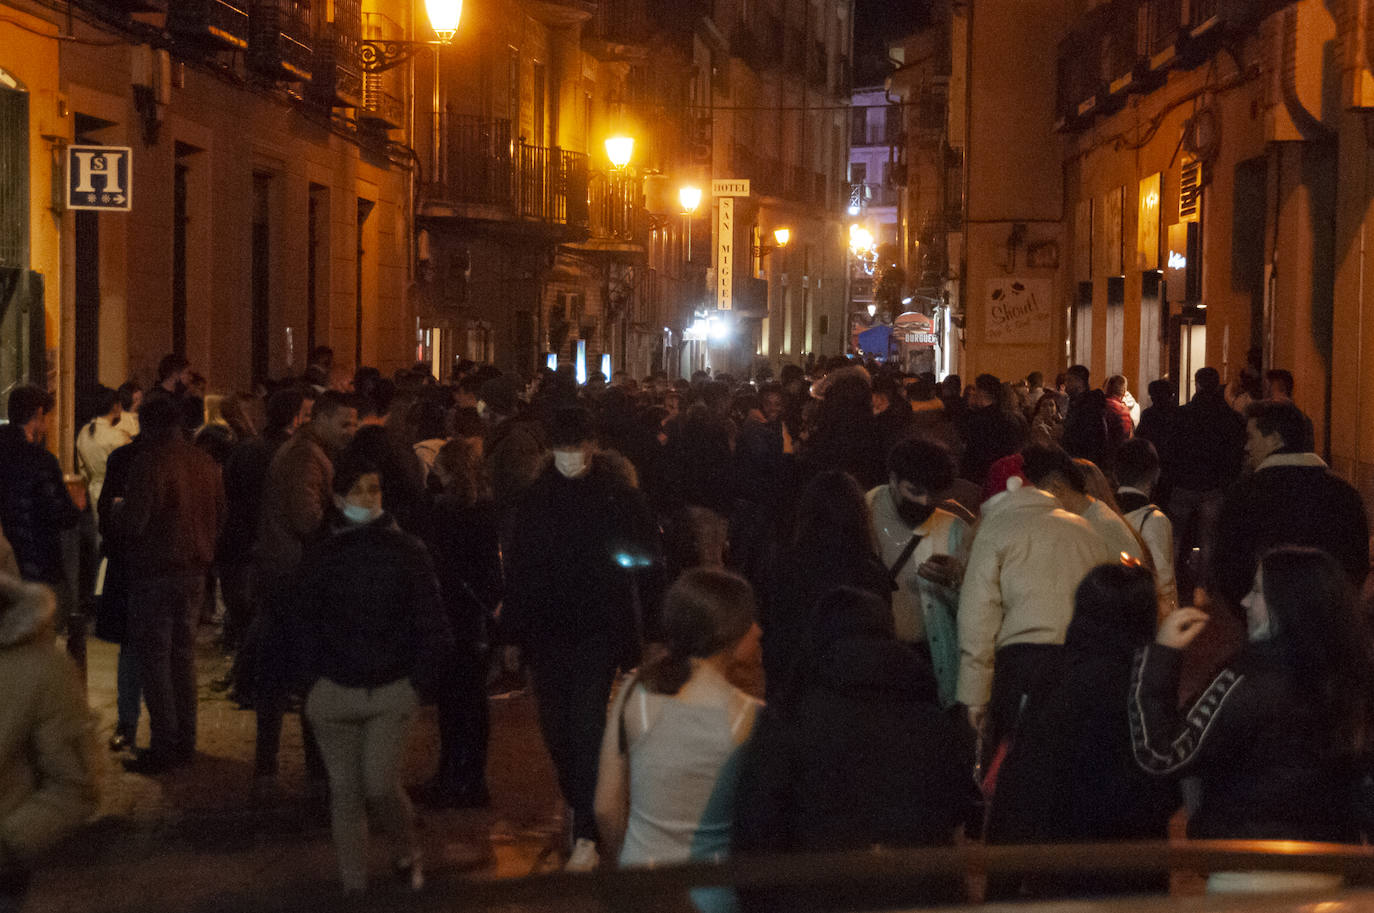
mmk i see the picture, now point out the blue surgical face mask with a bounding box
[340,502,382,525]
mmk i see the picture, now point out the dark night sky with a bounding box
[853,0,932,84]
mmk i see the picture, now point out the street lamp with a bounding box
[605,136,635,170]
[425,0,462,41]
[753,226,792,259]
[679,185,701,263]
[358,0,463,185]
[678,185,702,213]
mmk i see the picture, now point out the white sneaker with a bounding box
[564,838,600,872]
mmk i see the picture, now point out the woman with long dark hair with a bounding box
[759,471,891,703]
[1133,546,1374,891]
[416,437,502,808]
[988,562,1178,897]
[594,568,761,912]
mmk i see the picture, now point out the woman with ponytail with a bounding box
[595,568,762,911]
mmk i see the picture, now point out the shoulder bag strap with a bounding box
[889,532,925,583]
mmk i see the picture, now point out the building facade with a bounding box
[894,0,1374,512]
[2,0,419,465]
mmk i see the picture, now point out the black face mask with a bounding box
[897,498,936,527]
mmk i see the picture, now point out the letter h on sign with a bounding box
[67,145,133,212]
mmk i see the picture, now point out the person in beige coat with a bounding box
[0,573,100,908]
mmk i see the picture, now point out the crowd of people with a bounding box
[0,342,1372,907]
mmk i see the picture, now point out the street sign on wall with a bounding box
[67,145,132,211]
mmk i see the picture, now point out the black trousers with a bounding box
[252,576,325,780]
[433,643,490,787]
[529,634,617,844]
[986,642,1065,754]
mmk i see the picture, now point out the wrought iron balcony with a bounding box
[308,25,363,108]
[431,115,590,228]
[359,74,403,130]
[168,0,249,49]
[589,171,638,240]
[248,0,312,81]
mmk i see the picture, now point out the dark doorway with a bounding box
[173,161,189,357]
[74,210,99,394]
[355,198,374,369]
[251,173,272,386]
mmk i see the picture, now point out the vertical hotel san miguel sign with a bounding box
[713,179,750,311]
[67,145,133,211]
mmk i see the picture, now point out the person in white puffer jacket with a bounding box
[956,458,1113,750]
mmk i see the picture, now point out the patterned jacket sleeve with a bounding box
[1129,644,1245,776]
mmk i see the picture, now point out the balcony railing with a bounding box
[435,116,589,228]
[167,0,249,49]
[589,172,637,240]
[359,74,403,130]
[248,0,312,81]
[308,24,363,107]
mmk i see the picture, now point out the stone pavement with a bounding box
[28,630,568,913]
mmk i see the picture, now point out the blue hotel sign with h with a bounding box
[66,145,132,211]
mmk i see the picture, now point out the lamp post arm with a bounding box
[360,39,433,73]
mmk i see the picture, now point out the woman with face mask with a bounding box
[296,448,454,895]
[1131,547,1374,891]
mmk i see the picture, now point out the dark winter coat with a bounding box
[219,430,289,568]
[1171,389,1244,492]
[759,545,891,704]
[957,404,1025,486]
[0,426,80,584]
[296,514,452,692]
[423,496,503,646]
[989,638,1178,895]
[734,616,965,911]
[1131,641,1359,843]
[1212,454,1370,607]
[94,438,148,644]
[502,455,664,669]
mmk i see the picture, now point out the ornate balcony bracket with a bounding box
[359,38,430,73]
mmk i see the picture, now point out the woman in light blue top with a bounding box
[596,568,762,913]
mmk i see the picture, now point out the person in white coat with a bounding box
[866,437,969,708]
[75,387,133,521]
[956,462,1113,749]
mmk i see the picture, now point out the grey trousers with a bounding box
[305,677,419,892]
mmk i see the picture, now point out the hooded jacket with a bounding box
[734,595,966,911]
[956,483,1114,708]
[0,575,100,870]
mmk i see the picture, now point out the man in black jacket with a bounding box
[0,387,80,587]
[1211,399,1369,607]
[1168,367,1245,597]
[503,407,663,871]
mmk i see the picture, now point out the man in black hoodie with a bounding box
[503,407,664,871]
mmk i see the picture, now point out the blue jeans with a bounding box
[116,644,142,741]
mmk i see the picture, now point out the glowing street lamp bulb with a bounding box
[679,185,702,213]
[425,0,462,41]
[773,227,791,247]
[605,136,635,169]
[867,304,877,317]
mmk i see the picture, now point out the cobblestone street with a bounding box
[28,629,566,912]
